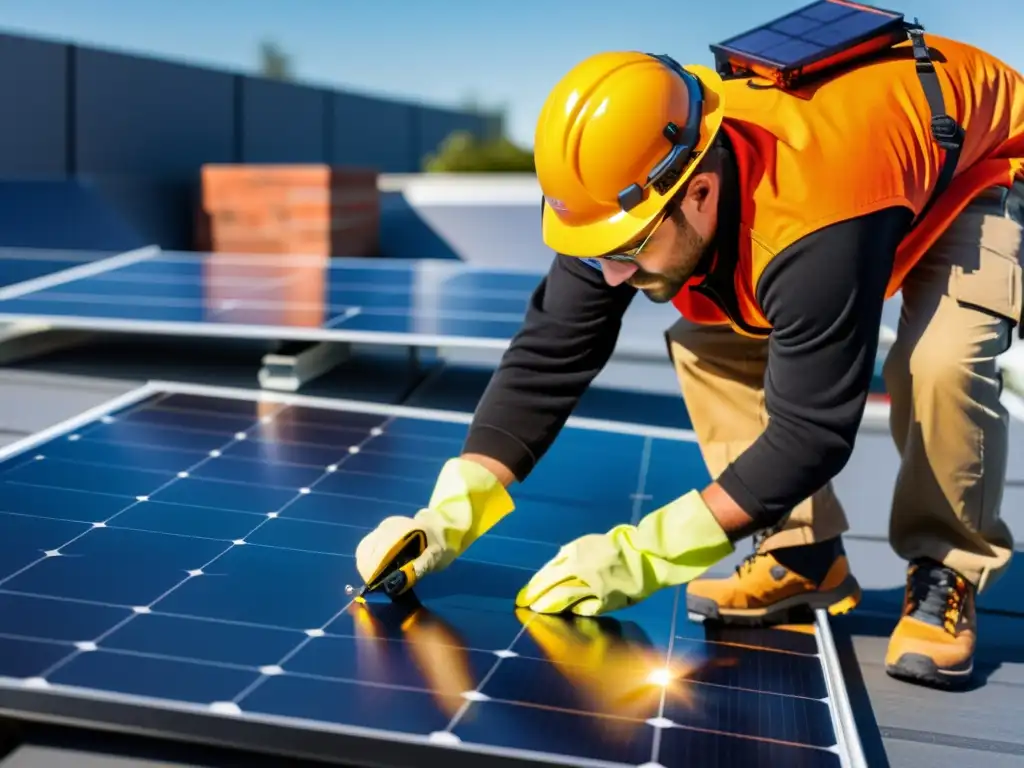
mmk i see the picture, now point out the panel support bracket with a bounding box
[258,341,352,392]
[0,321,96,366]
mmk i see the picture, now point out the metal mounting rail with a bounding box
[815,608,868,768]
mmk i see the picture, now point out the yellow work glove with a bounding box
[515,490,734,616]
[354,457,514,594]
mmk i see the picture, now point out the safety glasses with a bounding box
[581,206,670,270]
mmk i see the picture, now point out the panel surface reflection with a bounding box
[0,252,538,342]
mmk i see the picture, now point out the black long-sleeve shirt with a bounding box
[463,204,914,527]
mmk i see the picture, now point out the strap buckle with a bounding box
[930,115,964,150]
[906,25,929,57]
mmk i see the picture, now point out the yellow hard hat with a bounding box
[534,52,726,257]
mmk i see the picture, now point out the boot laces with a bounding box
[905,560,968,635]
[736,530,770,575]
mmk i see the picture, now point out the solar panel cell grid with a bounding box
[0,387,849,767]
[0,248,688,363]
[0,251,537,342]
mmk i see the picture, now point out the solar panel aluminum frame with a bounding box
[709,0,908,89]
[0,380,869,768]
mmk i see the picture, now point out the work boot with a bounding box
[885,558,976,689]
[686,536,861,625]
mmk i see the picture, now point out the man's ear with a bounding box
[680,172,719,219]
[688,172,718,209]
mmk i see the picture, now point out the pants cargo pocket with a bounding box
[949,216,1023,342]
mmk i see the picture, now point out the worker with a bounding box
[356,27,1024,691]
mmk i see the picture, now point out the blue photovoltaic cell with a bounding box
[762,38,826,66]
[728,28,792,56]
[0,389,843,767]
[438,271,542,294]
[802,0,856,22]
[335,311,523,339]
[0,251,539,343]
[325,287,528,314]
[771,14,820,36]
[0,297,222,323]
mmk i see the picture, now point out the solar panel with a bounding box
[0,245,676,364]
[710,0,906,86]
[0,381,864,767]
[0,247,541,349]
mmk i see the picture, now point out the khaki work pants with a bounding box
[668,188,1022,591]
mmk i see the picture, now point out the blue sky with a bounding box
[1,0,1021,147]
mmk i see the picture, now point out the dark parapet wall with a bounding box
[0,179,145,252]
[331,92,418,174]
[73,47,237,177]
[70,46,239,250]
[0,34,70,177]
[239,77,329,164]
[0,31,496,251]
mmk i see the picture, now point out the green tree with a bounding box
[258,40,293,81]
[423,130,534,173]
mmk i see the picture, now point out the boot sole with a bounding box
[686,574,862,627]
[886,652,974,690]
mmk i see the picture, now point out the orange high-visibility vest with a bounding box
[672,34,1024,337]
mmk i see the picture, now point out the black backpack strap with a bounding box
[907,24,965,224]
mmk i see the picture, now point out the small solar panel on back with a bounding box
[710,0,906,85]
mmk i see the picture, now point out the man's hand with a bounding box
[515,489,735,616]
[354,457,515,593]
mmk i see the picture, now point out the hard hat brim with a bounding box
[541,64,726,258]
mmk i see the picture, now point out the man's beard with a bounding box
[626,216,709,303]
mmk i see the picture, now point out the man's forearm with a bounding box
[700,482,761,541]
[461,254,636,483]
